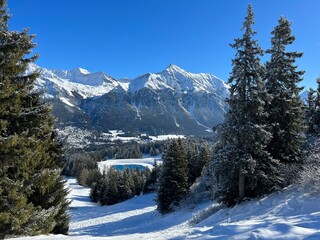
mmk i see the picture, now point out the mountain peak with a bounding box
[165,64,186,73]
[70,67,90,75]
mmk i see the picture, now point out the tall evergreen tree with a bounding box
[143,159,160,193]
[265,17,305,164]
[157,139,188,214]
[306,88,317,134]
[211,4,281,206]
[186,141,199,186]
[100,168,119,205]
[313,78,320,133]
[0,1,69,237]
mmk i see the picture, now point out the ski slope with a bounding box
[11,178,320,240]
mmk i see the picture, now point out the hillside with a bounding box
[11,171,320,239]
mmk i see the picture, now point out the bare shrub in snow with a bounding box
[182,165,218,209]
[188,203,224,226]
[299,152,320,195]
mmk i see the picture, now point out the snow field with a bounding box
[98,156,162,173]
[10,177,320,239]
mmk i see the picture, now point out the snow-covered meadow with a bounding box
[10,174,320,240]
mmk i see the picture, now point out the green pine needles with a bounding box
[157,139,189,214]
[306,77,320,135]
[0,0,69,237]
[211,4,305,206]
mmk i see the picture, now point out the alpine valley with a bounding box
[30,64,229,144]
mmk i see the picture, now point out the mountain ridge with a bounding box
[31,64,229,138]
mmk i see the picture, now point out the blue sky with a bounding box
[7,0,320,88]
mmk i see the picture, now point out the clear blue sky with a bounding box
[7,0,320,88]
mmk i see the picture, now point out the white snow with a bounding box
[100,130,141,142]
[56,126,94,148]
[129,64,229,96]
[99,131,186,143]
[189,101,213,132]
[98,156,162,173]
[148,134,186,141]
[29,64,122,99]
[188,186,320,239]
[59,97,75,107]
[10,179,320,240]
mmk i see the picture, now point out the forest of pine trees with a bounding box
[208,4,306,206]
[156,138,211,214]
[89,166,156,205]
[0,0,69,237]
[71,138,210,209]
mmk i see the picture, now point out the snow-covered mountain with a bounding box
[130,64,228,96]
[32,64,229,137]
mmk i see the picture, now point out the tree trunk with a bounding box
[239,167,245,200]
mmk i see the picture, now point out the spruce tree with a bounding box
[211,4,281,206]
[186,141,199,186]
[308,77,320,135]
[99,168,119,205]
[0,0,69,236]
[265,17,305,164]
[157,139,188,214]
[143,159,160,193]
[306,88,316,134]
[196,144,210,177]
[118,168,134,200]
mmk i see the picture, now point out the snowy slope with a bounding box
[29,64,122,99]
[129,64,229,97]
[11,176,320,240]
[190,187,320,239]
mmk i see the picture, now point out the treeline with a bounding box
[66,158,162,205]
[90,164,160,205]
[75,141,163,160]
[68,138,212,207]
[62,150,101,178]
[89,138,211,207]
[104,143,143,159]
[156,138,212,213]
[61,140,164,188]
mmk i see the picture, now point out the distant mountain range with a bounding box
[29,64,229,137]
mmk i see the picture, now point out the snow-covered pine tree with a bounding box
[313,78,320,134]
[0,0,69,236]
[143,159,160,193]
[211,4,281,206]
[306,88,317,134]
[265,17,305,165]
[157,139,188,214]
[118,168,134,200]
[131,167,143,196]
[186,141,199,186]
[99,167,119,205]
[197,144,211,175]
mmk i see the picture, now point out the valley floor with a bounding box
[12,178,320,240]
